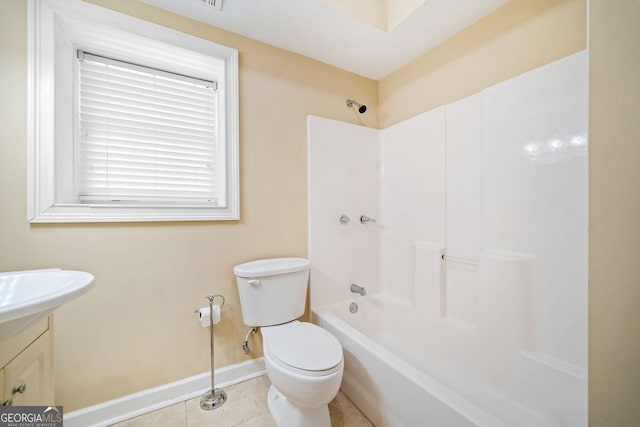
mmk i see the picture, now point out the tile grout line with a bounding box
[183,399,188,427]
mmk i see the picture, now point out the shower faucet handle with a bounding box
[360,215,376,224]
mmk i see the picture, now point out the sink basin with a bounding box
[0,269,94,341]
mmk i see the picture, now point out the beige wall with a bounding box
[379,0,586,127]
[0,0,377,411]
[589,1,640,425]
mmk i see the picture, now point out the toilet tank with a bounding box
[234,258,310,327]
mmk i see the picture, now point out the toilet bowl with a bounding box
[234,258,344,427]
[262,321,343,427]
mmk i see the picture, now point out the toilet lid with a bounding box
[265,322,342,372]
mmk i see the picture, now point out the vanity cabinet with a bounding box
[0,369,5,406]
[0,317,53,406]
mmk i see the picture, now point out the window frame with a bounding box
[27,0,239,223]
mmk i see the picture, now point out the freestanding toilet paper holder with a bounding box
[197,294,226,410]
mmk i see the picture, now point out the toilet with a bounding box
[234,258,344,427]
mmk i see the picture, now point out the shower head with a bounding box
[346,99,367,114]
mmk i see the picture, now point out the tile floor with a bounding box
[110,375,373,427]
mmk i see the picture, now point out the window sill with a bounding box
[28,204,240,223]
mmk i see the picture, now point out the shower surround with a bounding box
[308,51,588,426]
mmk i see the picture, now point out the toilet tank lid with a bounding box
[234,258,310,278]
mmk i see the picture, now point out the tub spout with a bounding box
[350,284,366,296]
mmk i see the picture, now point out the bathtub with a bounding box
[313,297,586,427]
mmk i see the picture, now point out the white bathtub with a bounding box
[313,297,586,427]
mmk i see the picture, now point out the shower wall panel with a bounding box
[482,51,588,369]
[307,116,380,309]
[380,107,446,306]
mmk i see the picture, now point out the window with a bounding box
[76,52,221,205]
[28,0,239,222]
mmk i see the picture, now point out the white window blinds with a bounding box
[77,51,220,205]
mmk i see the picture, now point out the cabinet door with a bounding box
[0,369,6,406]
[4,331,53,406]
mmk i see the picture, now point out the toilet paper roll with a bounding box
[197,305,221,327]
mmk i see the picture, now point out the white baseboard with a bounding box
[64,358,266,427]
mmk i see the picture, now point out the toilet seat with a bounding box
[264,322,343,376]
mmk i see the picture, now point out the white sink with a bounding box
[0,269,94,341]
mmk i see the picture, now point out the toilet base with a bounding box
[267,384,331,427]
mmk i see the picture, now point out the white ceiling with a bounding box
[138,0,510,80]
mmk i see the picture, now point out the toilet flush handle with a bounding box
[247,279,260,286]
